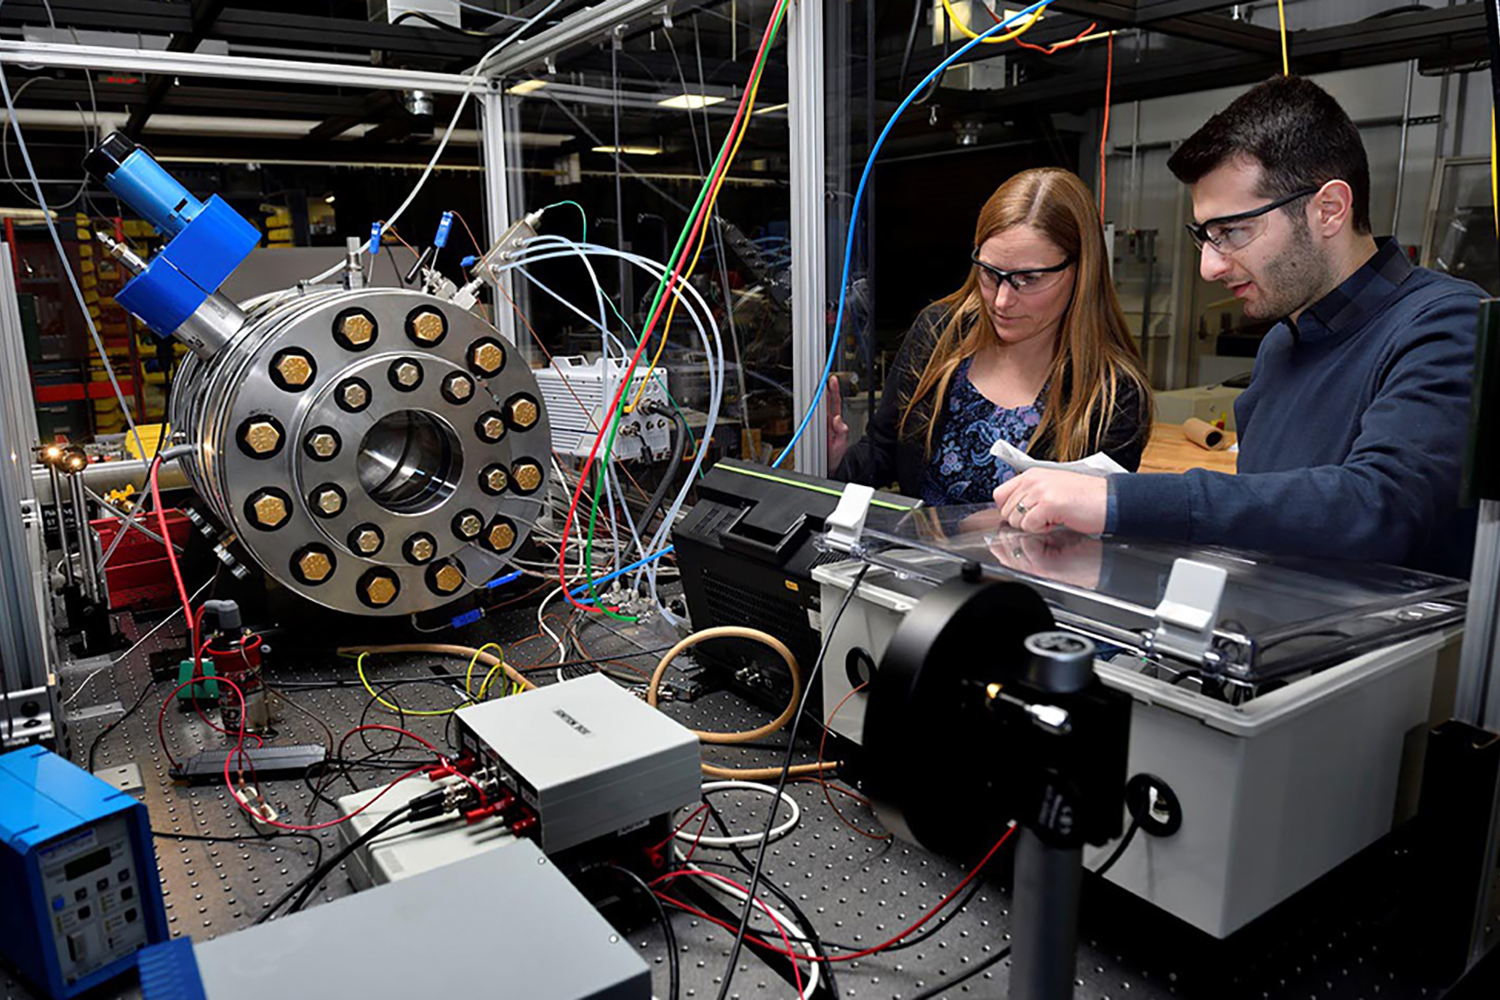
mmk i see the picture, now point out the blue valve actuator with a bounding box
[83,132,259,339]
[435,211,454,249]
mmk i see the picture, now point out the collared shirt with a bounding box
[1109,238,1483,577]
[1286,237,1413,343]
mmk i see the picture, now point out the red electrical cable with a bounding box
[651,869,804,995]
[1015,20,1098,54]
[1098,31,1113,223]
[664,822,1020,964]
[554,3,787,612]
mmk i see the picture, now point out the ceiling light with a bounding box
[754,102,788,116]
[323,194,336,204]
[657,93,725,110]
[507,79,549,95]
[591,144,663,156]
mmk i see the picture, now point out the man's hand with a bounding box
[827,375,850,471]
[992,469,1110,535]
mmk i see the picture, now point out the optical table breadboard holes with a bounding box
[12,602,1484,1000]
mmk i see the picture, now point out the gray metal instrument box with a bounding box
[192,838,650,1000]
[456,673,701,854]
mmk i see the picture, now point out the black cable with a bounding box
[255,804,415,924]
[896,0,926,95]
[713,563,870,1000]
[638,404,691,530]
[1092,818,1140,878]
[391,9,509,38]
[608,865,681,1000]
[86,671,157,773]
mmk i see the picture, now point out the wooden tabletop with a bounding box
[1139,422,1239,475]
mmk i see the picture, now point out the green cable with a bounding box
[542,199,588,243]
[579,3,786,616]
[718,464,916,511]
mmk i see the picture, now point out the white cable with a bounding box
[536,585,569,682]
[669,846,821,1000]
[62,577,213,706]
[301,0,564,283]
[0,58,145,460]
[503,239,725,615]
[677,781,801,848]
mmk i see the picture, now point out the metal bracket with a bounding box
[824,483,875,554]
[1151,559,1228,666]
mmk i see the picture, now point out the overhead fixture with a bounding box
[657,94,725,110]
[753,102,788,116]
[590,144,663,156]
[507,79,549,95]
[323,193,336,204]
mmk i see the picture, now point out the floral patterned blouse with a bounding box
[918,356,1043,507]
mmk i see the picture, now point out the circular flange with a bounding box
[175,288,551,616]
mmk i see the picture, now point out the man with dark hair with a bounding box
[993,75,1484,577]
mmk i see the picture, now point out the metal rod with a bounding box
[67,471,97,603]
[479,87,519,346]
[1391,59,1416,236]
[1012,827,1084,1000]
[0,40,480,94]
[49,464,74,590]
[788,0,828,475]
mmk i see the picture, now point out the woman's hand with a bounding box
[827,375,850,471]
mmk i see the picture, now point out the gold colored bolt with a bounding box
[298,551,332,583]
[444,374,474,402]
[507,398,539,430]
[457,513,483,538]
[433,564,463,593]
[365,575,398,606]
[482,466,508,493]
[339,313,375,346]
[275,352,314,387]
[244,420,282,455]
[479,415,506,442]
[308,432,338,458]
[470,341,504,375]
[407,536,435,563]
[315,489,344,516]
[513,462,542,493]
[250,493,288,528]
[394,361,421,387]
[486,521,516,551]
[341,382,369,410]
[411,310,445,343]
[354,529,382,554]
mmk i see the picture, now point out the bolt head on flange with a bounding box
[477,413,506,442]
[405,533,437,564]
[351,526,383,555]
[484,519,516,552]
[363,573,399,607]
[511,461,543,494]
[408,309,447,345]
[432,563,464,594]
[293,547,335,584]
[442,373,474,404]
[306,430,339,459]
[339,379,371,412]
[314,488,344,516]
[469,339,505,376]
[248,491,289,529]
[242,420,282,456]
[480,465,509,495]
[392,360,422,389]
[334,309,377,350]
[453,511,483,540]
[506,395,539,430]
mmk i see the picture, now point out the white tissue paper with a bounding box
[989,438,1127,478]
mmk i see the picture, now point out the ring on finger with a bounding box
[1016,500,1030,516]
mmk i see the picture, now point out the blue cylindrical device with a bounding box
[83,132,204,237]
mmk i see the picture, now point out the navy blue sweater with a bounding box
[1108,239,1484,578]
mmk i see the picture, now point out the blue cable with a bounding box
[568,545,674,599]
[772,0,1054,469]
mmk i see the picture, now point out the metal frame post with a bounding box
[788,0,828,476]
[479,84,519,348]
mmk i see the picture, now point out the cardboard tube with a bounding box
[1183,417,1228,451]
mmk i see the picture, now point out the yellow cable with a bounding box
[357,652,464,717]
[477,660,512,700]
[465,642,505,696]
[938,0,1043,46]
[1491,107,1497,238]
[1276,0,1289,75]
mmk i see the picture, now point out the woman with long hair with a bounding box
[830,167,1153,505]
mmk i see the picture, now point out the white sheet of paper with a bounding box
[989,438,1127,478]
